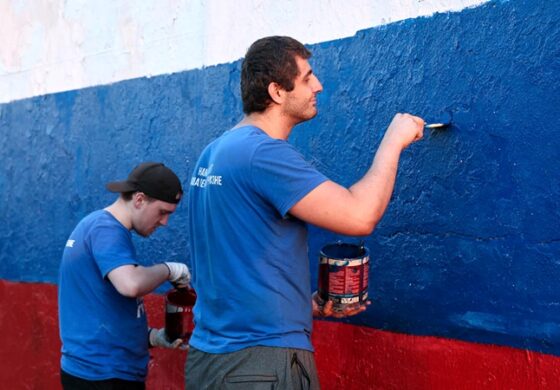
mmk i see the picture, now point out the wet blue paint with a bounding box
[1,0,559,355]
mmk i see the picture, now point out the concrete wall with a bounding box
[1,0,559,388]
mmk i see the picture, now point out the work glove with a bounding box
[164,262,191,288]
[148,328,188,350]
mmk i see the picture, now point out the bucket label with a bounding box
[317,242,369,311]
[164,288,197,341]
[324,262,369,296]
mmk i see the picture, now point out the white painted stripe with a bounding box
[0,0,489,103]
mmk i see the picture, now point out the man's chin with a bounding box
[137,229,153,238]
[305,110,318,121]
[308,105,318,117]
[296,109,318,124]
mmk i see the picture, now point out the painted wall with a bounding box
[0,0,489,104]
[1,0,560,388]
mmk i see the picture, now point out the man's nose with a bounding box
[160,215,170,226]
[313,76,323,93]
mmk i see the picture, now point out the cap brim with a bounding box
[106,181,137,193]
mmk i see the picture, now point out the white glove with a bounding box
[148,328,188,350]
[164,262,191,288]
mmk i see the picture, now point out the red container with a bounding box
[164,288,197,342]
[318,242,369,312]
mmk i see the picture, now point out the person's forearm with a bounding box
[288,113,423,236]
[348,136,404,230]
[131,264,170,296]
[287,138,405,236]
[108,264,170,297]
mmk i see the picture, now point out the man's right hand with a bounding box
[384,113,424,150]
[164,262,191,288]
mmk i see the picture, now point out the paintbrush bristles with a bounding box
[425,123,449,129]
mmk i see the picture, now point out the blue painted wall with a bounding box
[1,0,559,355]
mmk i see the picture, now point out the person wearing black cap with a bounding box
[58,162,190,389]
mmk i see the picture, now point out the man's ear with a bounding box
[268,82,284,104]
[133,192,146,209]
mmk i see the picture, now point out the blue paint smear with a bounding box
[1,0,559,355]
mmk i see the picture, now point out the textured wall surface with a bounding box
[0,0,489,103]
[1,0,559,388]
[301,0,560,355]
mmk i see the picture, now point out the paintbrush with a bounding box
[425,122,451,129]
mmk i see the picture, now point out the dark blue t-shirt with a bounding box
[188,126,328,353]
[58,210,149,381]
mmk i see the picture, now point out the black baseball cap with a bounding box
[106,162,183,204]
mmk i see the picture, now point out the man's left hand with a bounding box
[312,291,369,319]
[148,328,188,350]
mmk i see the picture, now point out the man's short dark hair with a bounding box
[120,191,154,202]
[241,36,311,114]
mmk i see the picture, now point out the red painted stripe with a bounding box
[144,292,187,389]
[0,280,187,389]
[312,321,560,390]
[2,280,560,389]
[0,280,61,388]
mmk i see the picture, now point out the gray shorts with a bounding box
[185,346,320,390]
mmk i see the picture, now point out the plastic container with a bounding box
[164,288,197,342]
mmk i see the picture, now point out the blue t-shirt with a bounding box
[58,210,149,381]
[188,125,328,353]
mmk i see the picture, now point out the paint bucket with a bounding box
[318,241,369,312]
[164,288,196,342]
